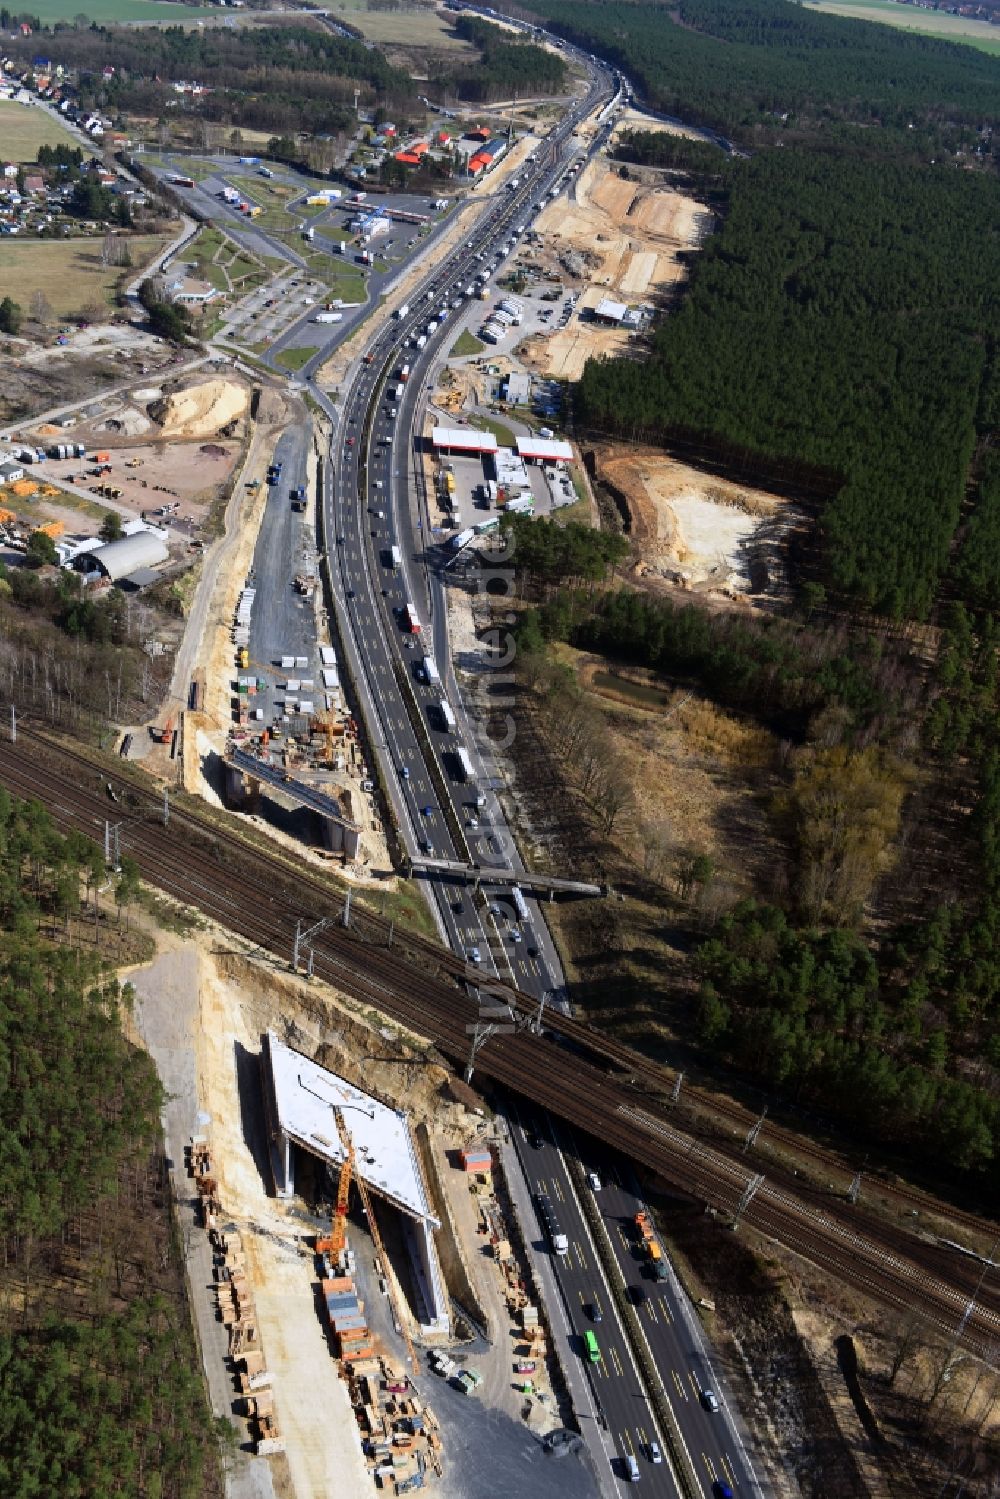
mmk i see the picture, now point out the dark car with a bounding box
[627,1285,646,1307]
[588,1303,603,1323]
[711,1484,734,1499]
[700,1388,720,1414]
[527,1130,542,1150]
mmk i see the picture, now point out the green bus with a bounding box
[583,1330,600,1363]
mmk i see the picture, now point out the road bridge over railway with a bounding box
[224,746,362,859]
[407,855,608,899]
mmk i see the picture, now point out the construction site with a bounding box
[128,917,587,1499]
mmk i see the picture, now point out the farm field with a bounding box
[0,101,80,161]
[0,234,172,317]
[23,0,218,21]
[804,0,1000,52]
[339,0,475,51]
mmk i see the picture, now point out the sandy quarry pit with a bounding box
[592,442,799,600]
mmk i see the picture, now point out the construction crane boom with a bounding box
[317,1106,418,1373]
[316,1113,355,1261]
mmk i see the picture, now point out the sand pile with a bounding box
[152,379,248,439]
[101,406,152,438]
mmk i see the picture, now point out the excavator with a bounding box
[317,1107,418,1372]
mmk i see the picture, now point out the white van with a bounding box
[625,1453,640,1482]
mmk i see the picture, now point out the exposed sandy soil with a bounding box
[40,437,241,519]
[610,108,710,146]
[518,157,709,379]
[590,441,797,599]
[519,321,630,382]
[154,378,249,438]
[536,156,707,301]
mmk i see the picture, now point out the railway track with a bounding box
[17,731,984,1223]
[3,727,1000,1356]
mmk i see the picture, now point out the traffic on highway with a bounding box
[514,1106,753,1498]
[312,31,759,1497]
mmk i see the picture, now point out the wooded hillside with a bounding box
[0,791,222,1497]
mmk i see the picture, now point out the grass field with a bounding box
[0,102,81,162]
[26,0,218,21]
[469,412,516,447]
[451,330,484,357]
[339,0,475,52]
[183,225,269,295]
[805,0,1000,52]
[274,346,318,372]
[0,234,171,317]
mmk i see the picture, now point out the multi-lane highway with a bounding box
[512,1103,755,1498]
[307,45,759,1498]
[319,65,611,995]
[222,28,769,1495]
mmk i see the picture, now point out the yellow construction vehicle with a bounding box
[318,1107,418,1372]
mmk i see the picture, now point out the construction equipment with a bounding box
[316,1114,355,1263]
[319,1107,419,1373]
[157,712,175,746]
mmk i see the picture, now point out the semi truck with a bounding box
[313,311,342,323]
[534,1191,569,1256]
[439,700,457,733]
[399,363,411,383]
[635,1210,670,1280]
[421,655,440,686]
[389,544,401,570]
[455,746,474,783]
[450,527,475,552]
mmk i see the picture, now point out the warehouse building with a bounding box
[73,529,169,584]
[500,372,531,405]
